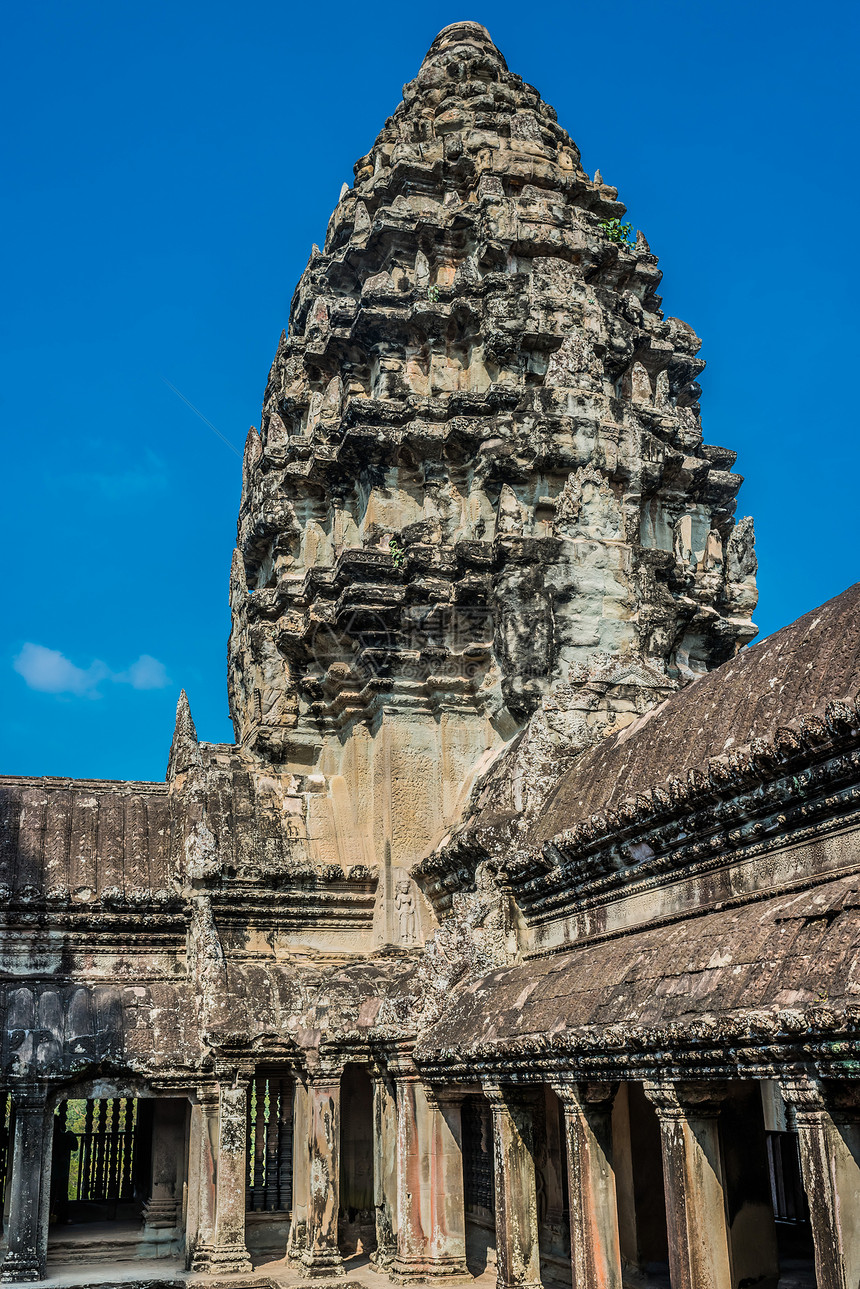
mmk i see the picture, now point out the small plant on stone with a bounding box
[598,218,635,248]
[427,284,440,303]
[389,536,405,568]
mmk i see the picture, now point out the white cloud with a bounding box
[13,644,170,698]
[117,654,170,690]
[13,644,108,697]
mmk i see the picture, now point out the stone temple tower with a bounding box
[6,30,860,1289]
[227,21,757,912]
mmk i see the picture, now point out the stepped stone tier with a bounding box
[1,21,859,1289]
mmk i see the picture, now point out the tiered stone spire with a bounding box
[228,21,757,872]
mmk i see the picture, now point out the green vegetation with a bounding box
[598,218,635,248]
[389,536,405,568]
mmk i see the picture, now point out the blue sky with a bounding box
[2,0,858,781]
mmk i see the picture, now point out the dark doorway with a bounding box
[339,1064,375,1256]
[613,1082,670,1284]
[461,1092,495,1276]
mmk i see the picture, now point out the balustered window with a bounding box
[462,1094,495,1216]
[766,1130,809,1225]
[52,1097,147,1220]
[246,1073,293,1212]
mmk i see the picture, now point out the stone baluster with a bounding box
[1,1087,52,1284]
[370,1065,398,1268]
[780,1076,860,1289]
[643,1081,732,1289]
[389,1055,469,1281]
[553,1080,623,1289]
[483,1083,541,1289]
[191,1079,253,1274]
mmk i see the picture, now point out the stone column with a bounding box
[287,1074,311,1264]
[643,1081,732,1289]
[484,1083,541,1289]
[371,1067,398,1267]
[780,1076,860,1289]
[142,1098,186,1251]
[186,1088,217,1266]
[191,1080,253,1274]
[1,1088,52,1284]
[299,1068,344,1278]
[389,1061,469,1283]
[553,1081,623,1289]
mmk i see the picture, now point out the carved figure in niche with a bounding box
[545,334,602,390]
[554,466,619,540]
[395,878,418,945]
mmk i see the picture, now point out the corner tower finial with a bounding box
[167,689,199,780]
[421,21,507,70]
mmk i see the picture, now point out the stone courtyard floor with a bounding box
[0,1248,817,1289]
[3,1252,497,1289]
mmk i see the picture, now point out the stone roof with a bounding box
[532,581,860,844]
[0,776,170,899]
[416,870,860,1074]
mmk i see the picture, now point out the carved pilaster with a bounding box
[293,1062,345,1278]
[642,1081,732,1289]
[370,1065,398,1268]
[287,1070,311,1265]
[780,1075,860,1289]
[552,1081,622,1289]
[187,1087,218,1266]
[483,1083,541,1289]
[191,1080,253,1274]
[389,1058,469,1283]
[1,1087,51,1284]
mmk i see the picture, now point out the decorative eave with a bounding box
[415,1003,860,1085]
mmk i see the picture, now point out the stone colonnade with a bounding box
[479,1075,860,1289]
[3,1070,860,1287]
[285,1054,470,1281]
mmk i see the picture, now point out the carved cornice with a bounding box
[551,1079,618,1110]
[642,1078,729,1118]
